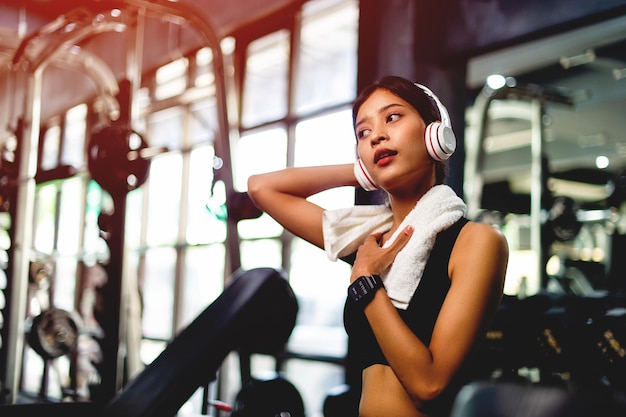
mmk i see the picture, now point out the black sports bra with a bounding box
[343,217,469,369]
[343,217,470,416]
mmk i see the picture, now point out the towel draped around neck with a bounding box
[322,184,467,309]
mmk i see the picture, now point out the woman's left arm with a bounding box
[359,221,509,405]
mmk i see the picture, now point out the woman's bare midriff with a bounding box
[359,364,426,417]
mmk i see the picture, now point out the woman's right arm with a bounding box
[247,164,358,249]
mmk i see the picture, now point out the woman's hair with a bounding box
[352,75,448,184]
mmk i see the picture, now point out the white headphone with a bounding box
[354,82,456,191]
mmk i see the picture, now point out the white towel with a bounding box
[322,185,466,309]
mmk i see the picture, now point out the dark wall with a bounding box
[355,0,626,201]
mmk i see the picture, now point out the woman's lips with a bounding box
[374,148,397,166]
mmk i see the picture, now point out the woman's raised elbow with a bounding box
[246,174,263,202]
[406,379,447,406]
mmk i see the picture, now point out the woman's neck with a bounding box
[387,181,438,230]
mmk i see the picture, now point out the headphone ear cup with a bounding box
[425,122,456,161]
[354,159,379,191]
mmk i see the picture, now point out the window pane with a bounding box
[241,30,290,127]
[146,153,182,246]
[155,58,188,100]
[240,239,282,271]
[21,349,46,396]
[294,110,356,209]
[140,339,168,366]
[283,359,345,417]
[52,255,77,311]
[237,213,283,240]
[190,98,218,146]
[33,184,57,254]
[187,146,227,244]
[295,0,358,113]
[125,187,144,250]
[289,237,350,330]
[194,47,215,88]
[57,177,83,255]
[294,109,356,166]
[148,107,184,151]
[180,244,225,328]
[142,247,176,340]
[83,181,111,263]
[62,104,87,168]
[41,125,61,170]
[235,127,287,191]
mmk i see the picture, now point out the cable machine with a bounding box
[464,77,575,294]
[2,0,232,404]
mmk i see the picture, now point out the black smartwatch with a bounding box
[348,274,384,306]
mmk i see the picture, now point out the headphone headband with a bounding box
[413,83,451,128]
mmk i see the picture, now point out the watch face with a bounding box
[348,275,382,305]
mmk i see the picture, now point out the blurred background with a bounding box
[0,1,625,416]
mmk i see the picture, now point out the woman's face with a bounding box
[354,88,432,192]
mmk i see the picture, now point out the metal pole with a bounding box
[463,89,492,220]
[121,5,146,384]
[5,65,42,403]
[529,98,544,296]
[123,0,238,276]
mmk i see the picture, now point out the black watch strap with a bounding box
[348,274,384,306]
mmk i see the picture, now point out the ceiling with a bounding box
[0,0,306,133]
[0,0,307,78]
[0,0,299,40]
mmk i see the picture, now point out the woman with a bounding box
[247,75,509,417]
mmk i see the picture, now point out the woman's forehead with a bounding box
[356,89,416,119]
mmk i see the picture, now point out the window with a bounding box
[18,1,359,414]
[295,0,359,114]
[234,2,359,416]
[155,57,188,100]
[241,30,290,127]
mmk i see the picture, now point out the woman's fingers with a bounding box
[352,225,414,279]
[387,225,413,253]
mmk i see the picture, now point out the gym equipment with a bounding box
[545,196,582,243]
[87,123,151,196]
[323,384,360,417]
[0,402,97,417]
[448,380,622,417]
[21,256,86,401]
[472,294,527,377]
[230,342,305,417]
[97,267,298,417]
[26,308,79,360]
[475,290,626,390]
[586,304,626,388]
[231,374,305,417]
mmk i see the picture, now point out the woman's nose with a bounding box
[370,128,387,145]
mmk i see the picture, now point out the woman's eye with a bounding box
[357,128,371,139]
[387,113,401,123]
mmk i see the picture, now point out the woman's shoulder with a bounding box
[449,219,509,289]
[456,219,509,257]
